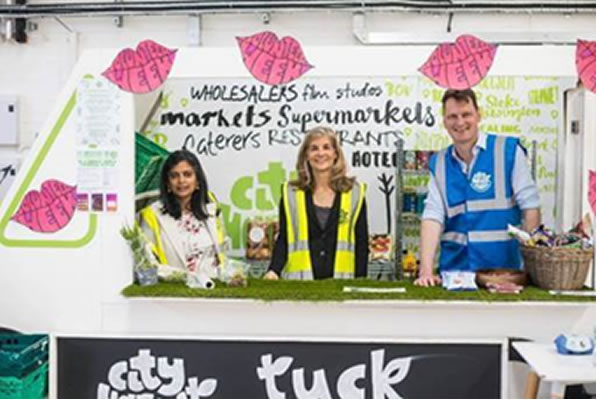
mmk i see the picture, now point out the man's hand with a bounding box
[414,270,441,287]
[416,219,443,287]
[263,270,280,280]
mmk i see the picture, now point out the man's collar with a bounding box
[476,132,487,150]
[450,131,486,162]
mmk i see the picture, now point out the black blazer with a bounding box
[268,187,369,279]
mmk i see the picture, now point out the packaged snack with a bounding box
[415,187,427,215]
[515,219,594,250]
[246,218,273,260]
[402,189,416,213]
[219,258,249,288]
[404,151,417,170]
[416,151,430,170]
[441,271,478,291]
[524,225,555,247]
[554,233,582,247]
[369,234,393,261]
[486,281,523,294]
[507,224,531,243]
[572,213,594,239]
[401,250,418,278]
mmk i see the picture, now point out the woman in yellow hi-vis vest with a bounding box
[264,126,369,280]
[139,150,227,288]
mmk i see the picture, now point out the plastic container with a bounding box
[0,362,48,399]
[0,334,48,399]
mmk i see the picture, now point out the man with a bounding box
[415,89,541,287]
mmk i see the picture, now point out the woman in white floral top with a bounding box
[140,150,226,287]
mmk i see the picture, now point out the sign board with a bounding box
[57,336,503,398]
[146,76,574,254]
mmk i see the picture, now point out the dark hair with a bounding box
[159,149,210,221]
[441,89,479,111]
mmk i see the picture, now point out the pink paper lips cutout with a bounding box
[576,39,596,93]
[419,34,497,89]
[236,31,313,85]
[12,179,77,233]
[102,39,177,94]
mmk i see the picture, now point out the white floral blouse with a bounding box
[177,211,219,274]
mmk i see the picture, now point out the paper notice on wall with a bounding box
[76,77,121,212]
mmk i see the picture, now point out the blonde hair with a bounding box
[290,126,356,192]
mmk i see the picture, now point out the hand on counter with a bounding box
[263,270,280,280]
[414,270,441,287]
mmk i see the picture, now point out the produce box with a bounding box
[0,334,48,399]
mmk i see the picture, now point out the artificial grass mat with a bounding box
[122,278,596,302]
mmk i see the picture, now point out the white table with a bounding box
[513,341,596,398]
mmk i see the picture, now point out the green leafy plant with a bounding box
[120,223,158,271]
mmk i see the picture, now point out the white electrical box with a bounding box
[0,95,18,145]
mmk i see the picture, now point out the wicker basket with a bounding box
[520,245,594,290]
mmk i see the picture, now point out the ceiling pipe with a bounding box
[0,0,594,18]
[353,11,595,45]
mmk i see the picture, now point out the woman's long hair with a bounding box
[290,126,355,192]
[159,149,210,221]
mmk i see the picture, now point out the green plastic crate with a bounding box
[0,362,47,399]
[0,334,48,399]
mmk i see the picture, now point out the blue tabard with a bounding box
[429,134,523,272]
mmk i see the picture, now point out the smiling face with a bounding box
[306,136,337,174]
[443,98,481,147]
[167,160,198,206]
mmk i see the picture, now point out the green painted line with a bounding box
[0,90,98,248]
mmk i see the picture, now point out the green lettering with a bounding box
[230,176,253,210]
[257,162,287,206]
[219,203,242,249]
[256,187,274,210]
[528,86,558,105]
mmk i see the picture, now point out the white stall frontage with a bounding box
[0,45,595,398]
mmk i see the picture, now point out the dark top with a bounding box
[268,187,369,279]
[313,204,331,228]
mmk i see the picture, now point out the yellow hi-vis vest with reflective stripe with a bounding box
[140,192,227,266]
[282,182,366,280]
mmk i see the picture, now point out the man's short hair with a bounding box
[441,89,479,111]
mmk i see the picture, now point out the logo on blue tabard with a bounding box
[470,171,492,193]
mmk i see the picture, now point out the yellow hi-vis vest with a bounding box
[282,182,366,280]
[140,192,227,266]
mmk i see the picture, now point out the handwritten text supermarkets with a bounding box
[146,76,572,244]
